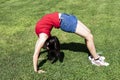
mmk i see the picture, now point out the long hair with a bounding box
[44,36,61,63]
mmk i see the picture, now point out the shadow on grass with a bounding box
[61,42,90,55]
[38,51,64,68]
[38,42,90,68]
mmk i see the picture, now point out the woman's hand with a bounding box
[37,70,46,74]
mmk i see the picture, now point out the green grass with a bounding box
[0,0,120,80]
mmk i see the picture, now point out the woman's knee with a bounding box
[86,33,94,41]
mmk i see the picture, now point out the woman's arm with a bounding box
[33,33,48,73]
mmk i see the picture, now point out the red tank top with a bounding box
[35,12,60,37]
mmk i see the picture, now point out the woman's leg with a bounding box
[75,20,109,66]
[75,20,99,59]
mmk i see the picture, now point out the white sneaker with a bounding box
[88,56,109,66]
[88,56,105,61]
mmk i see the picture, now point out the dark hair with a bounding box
[44,36,61,63]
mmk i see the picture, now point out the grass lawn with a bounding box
[0,0,120,80]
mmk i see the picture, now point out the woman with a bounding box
[33,12,109,73]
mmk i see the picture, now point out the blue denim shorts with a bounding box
[60,13,78,33]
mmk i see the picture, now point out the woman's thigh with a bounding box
[75,20,91,38]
